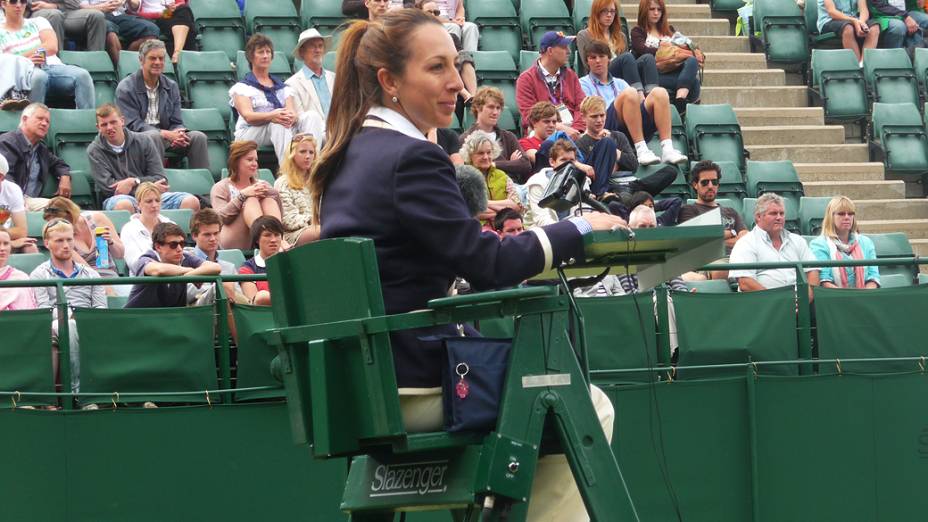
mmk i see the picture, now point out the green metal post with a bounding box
[55,282,73,411]
[655,285,671,368]
[794,264,813,375]
[745,360,760,522]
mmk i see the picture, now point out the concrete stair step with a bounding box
[622,4,712,18]
[702,69,785,87]
[695,36,751,52]
[666,0,702,4]
[741,125,845,146]
[669,18,730,36]
[703,52,769,70]
[735,107,825,127]
[794,162,886,182]
[703,86,807,107]
[803,180,906,200]
[855,200,928,220]
[746,143,870,162]
[859,219,928,239]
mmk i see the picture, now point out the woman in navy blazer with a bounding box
[311,10,625,519]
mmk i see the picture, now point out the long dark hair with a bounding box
[309,9,442,217]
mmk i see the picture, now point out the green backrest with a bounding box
[687,160,746,199]
[117,50,176,82]
[266,237,404,456]
[871,101,924,137]
[176,51,236,120]
[473,50,518,78]
[59,50,117,107]
[863,48,919,105]
[814,285,928,372]
[812,48,860,87]
[180,108,230,179]
[711,0,745,12]
[674,286,800,378]
[577,294,658,382]
[520,49,538,73]
[233,304,285,401]
[47,109,99,173]
[745,160,803,198]
[799,196,830,235]
[520,0,573,49]
[811,49,868,120]
[163,168,215,199]
[915,47,928,91]
[476,21,522,63]
[646,164,690,199]
[74,305,218,404]
[190,0,246,62]
[63,170,95,208]
[217,248,246,269]
[7,253,47,273]
[220,168,276,185]
[323,50,336,71]
[871,102,928,175]
[870,232,914,257]
[572,0,594,31]
[0,110,21,133]
[683,279,734,293]
[189,0,241,20]
[301,0,347,31]
[0,308,55,406]
[26,211,44,240]
[161,209,194,236]
[685,103,745,170]
[754,0,808,63]
[244,0,301,58]
[742,197,757,228]
[102,210,132,235]
[234,50,292,81]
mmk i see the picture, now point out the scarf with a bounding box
[241,72,285,110]
[827,235,866,288]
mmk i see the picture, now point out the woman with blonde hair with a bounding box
[211,140,283,251]
[810,196,880,289]
[460,130,523,224]
[274,133,320,247]
[576,0,659,96]
[120,182,175,271]
[43,196,125,279]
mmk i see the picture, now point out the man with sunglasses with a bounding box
[125,221,220,308]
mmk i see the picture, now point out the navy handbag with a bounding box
[440,336,513,433]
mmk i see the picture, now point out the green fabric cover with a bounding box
[0,308,55,406]
[578,294,658,382]
[233,304,285,401]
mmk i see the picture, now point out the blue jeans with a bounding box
[608,52,659,94]
[103,191,191,211]
[658,56,701,102]
[29,63,95,109]
[880,15,928,48]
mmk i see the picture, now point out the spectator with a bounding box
[516,31,585,140]
[43,196,124,279]
[459,86,532,183]
[428,126,463,165]
[115,39,208,169]
[0,102,70,211]
[582,43,687,166]
[185,208,246,305]
[343,0,412,18]
[810,195,880,289]
[211,140,283,251]
[84,0,159,53]
[365,0,389,20]
[30,218,106,396]
[493,207,524,238]
[0,228,36,310]
[0,0,95,108]
[729,193,820,293]
[120,181,173,270]
[631,0,702,108]
[866,0,928,48]
[125,221,220,308]
[88,103,200,213]
[274,133,320,247]
[135,0,196,62]
[418,0,478,55]
[416,0,477,100]
[29,0,118,66]
[285,28,334,123]
[460,130,523,224]
[0,153,38,253]
[238,215,283,306]
[817,0,881,64]
[523,138,597,228]
[576,0,659,97]
[519,101,559,168]
[626,190,681,227]
[230,34,325,164]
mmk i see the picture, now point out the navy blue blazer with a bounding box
[321,127,585,388]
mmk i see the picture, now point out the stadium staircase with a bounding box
[649,0,928,259]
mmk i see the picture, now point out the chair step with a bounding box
[735,107,825,127]
[702,69,785,87]
[745,143,869,163]
[741,125,845,146]
[794,162,886,182]
[702,86,807,107]
[803,180,906,200]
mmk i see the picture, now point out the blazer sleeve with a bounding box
[393,141,585,291]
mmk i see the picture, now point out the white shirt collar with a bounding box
[366,106,427,142]
[253,251,266,268]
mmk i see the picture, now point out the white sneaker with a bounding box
[637,148,661,166]
[143,401,158,409]
[661,148,688,165]
[81,403,99,411]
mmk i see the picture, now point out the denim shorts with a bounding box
[103,191,190,211]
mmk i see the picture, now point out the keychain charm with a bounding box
[455,362,470,399]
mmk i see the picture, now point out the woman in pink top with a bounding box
[0,228,36,311]
[135,0,197,62]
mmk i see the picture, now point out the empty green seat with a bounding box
[915,47,928,97]
[301,0,347,35]
[7,252,47,273]
[74,305,218,404]
[468,0,522,62]
[870,102,928,180]
[117,50,176,82]
[25,211,44,241]
[189,0,245,61]
[572,0,595,31]
[217,248,246,269]
[47,109,99,174]
[102,209,132,235]
[67,170,96,208]
[180,108,230,179]
[577,294,658,382]
[220,167,275,185]
[869,231,916,281]
[233,304,285,400]
[520,49,538,73]
[811,49,868,122]
[753,0,809,64]
[176,51,236,122]
[745,160,803,231]
[799,196,830,235]
[234,50,292,81]
[685,103,746,172]
[0,110,22,133]
[863,48,919,106]
[59,50,117,107]
[244,0,301,62]
[161,208,194,235]
[0,308,55,407]
[520,0,573,50]
[162,168,214,200]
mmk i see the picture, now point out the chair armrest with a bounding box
[428,286,557,309]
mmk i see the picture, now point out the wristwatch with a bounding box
[134,177,141,186]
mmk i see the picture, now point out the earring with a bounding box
[392,96,398,103]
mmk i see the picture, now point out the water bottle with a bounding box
[95,227,109,269]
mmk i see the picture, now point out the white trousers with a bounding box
[234,111,325,164]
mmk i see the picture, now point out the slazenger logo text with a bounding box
[369,460,449,497]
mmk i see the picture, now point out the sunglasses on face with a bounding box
[835,211,855,217]
[157,240,185,250]
[5,0,26,5]
[698,178,720,186]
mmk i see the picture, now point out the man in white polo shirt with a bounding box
[729,193,819,294]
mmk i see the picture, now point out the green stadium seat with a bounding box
[102,210,132,235]
[25,211,44,241]
[162,168,215,200]
[685,103,746,172]
[74,305,218,404]
[180,108,230,180]
[189,0,246,61]
[878,273,912,288]
[67,170,96,208]
[0,308,56,407]
[233,304,285,400]
[810,49,868,123]
[577,294,658,382]
[468,0,522,62]
[674,286,801,378]
[804,0,837,44]
[117,50,176,82]
[869,231,917,281]
[520,0,573,50]
[520,49,538,73]
[220,168,276,185]
[217,248,246,269]
[58,50,118,108]
[863,48,919,106]
[301,0,348,35]
[7,252,48,273]
[742,197,756,228]
[745,160,803,232]
[646,164,691,199]
[711,0,745,12]
[870,102,928,180]
[915,47,928,98]
[176,51,236,122]
[752,0,809,64]
[799,196,830,235]
[683,279,734,293]
[234,50,292,81]
[0,110,22,133]
[47,109,99,174]
[161,208,194,236]
[244,0,301,62]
